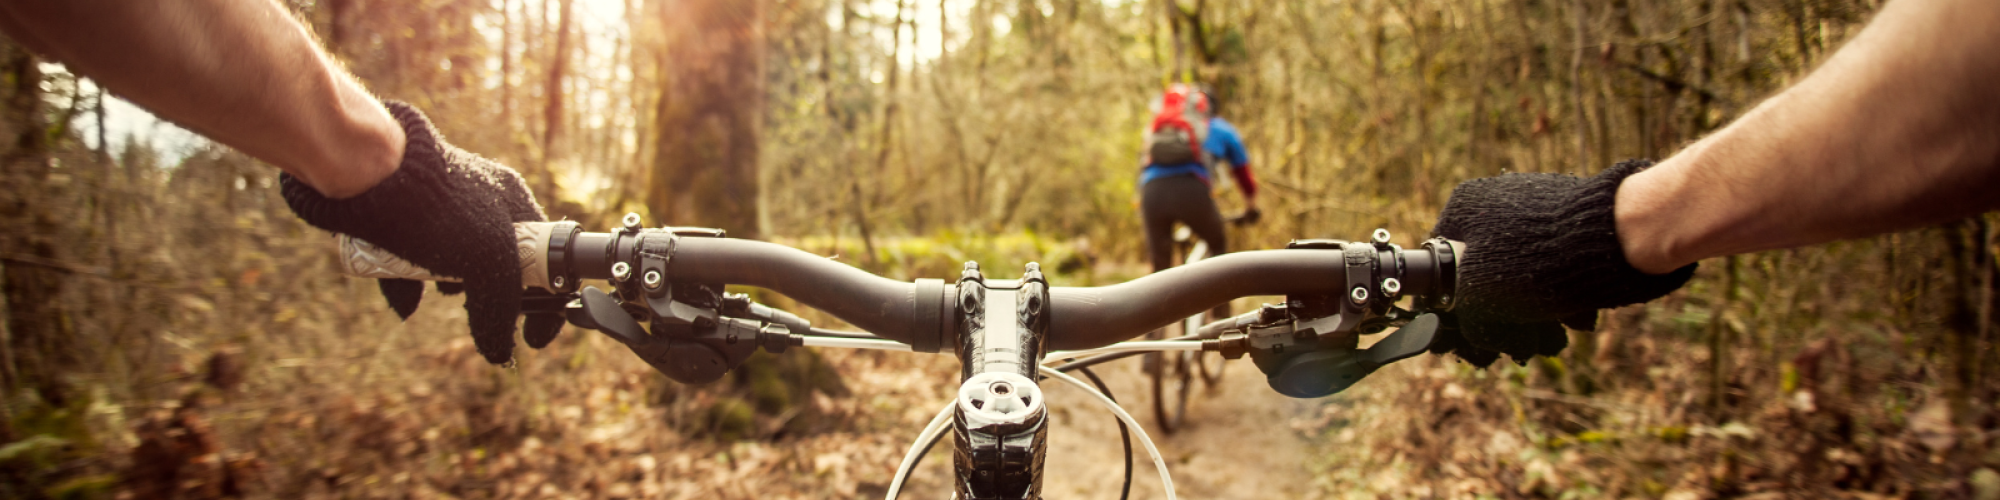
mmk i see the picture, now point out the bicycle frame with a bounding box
[1176,227,1212,337]
[337,217,1462,499]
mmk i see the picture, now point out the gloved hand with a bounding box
[1427,159,1698,366]
[281,100,556,365]
[1234,207,1262,226]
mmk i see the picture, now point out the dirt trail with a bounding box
[893,355,1332,499]
[1039,359,1330,499]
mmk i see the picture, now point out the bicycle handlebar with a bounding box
[337,218,1463,499]
[338,221,1462,352]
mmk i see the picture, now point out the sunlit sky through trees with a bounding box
[70,0,1008,172]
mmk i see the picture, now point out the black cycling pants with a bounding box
[1141,174,1229,272]
[1142,174,1231,320]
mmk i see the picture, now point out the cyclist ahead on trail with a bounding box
[1138,83,1259,274]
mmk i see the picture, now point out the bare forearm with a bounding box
[0,0,401,198]
[1616,0,2000,274]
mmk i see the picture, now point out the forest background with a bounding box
[2,0,1997,498]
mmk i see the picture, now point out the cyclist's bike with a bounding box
[338,214,1460,499]
[1147,207,1262,435]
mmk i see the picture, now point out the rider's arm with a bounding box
[1615,0,2000,274]
[1228,162,1259,211]
[0,0,402,198]
[1210,120,1260,207]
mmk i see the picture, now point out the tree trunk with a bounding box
[539,0,575,197]
[0,43,66,403]
[647,0,764,238]
[1165,0,1187,80]
[852,0,908,264]
[93,86,108,164]
[500,0,516,139]
[1569,0,1590,169]
[0,259,11,404]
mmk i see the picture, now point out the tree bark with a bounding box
[647,0,764,238]
[848,0,908,264]
[0,43,67,403]
[1166,0,1187,80]
[539,0,575,196]
[93,86,107,163]
[0,259,12,404]
[1569,0,1590,170]
[868,0,907,227]
[500,0,516,138]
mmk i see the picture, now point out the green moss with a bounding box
[1779,361,1800,393]
[748,363,793,415]
[8,390,99,459]
[707,397,757,441]
[1574,430,1613,444]
[1655,426,1690,444]
[1640,478,1667,496]
[0,435,69,467]
[1536,357,1569,383]
[44,474,117,500]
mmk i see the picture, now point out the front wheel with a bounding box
[1149,327,1194,435]
[1188,311,1227,386]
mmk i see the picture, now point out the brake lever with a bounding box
[572,286,647,344]
[571,286,762,384]
[1262,313,1441,398]
[1365,312,1439,366]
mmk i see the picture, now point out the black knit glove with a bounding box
[282,101,552,365]
[1427,160,1697,366]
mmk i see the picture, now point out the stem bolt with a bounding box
[1381,278,1402,297]
[622,212,643,230]
[1372,228,1392,245]
[551,275,566,289]
[642,270,663,289]
[611,262,632,282]
[1350,286,1370,305]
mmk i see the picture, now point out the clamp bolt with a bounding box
[1381,278,1402,297]
[1372,228,1392,245]
[611,262,632,282]
[551,275,567,289]
[642,270,663,289]
[1350,286,1370,305]
[622,212,643,230]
